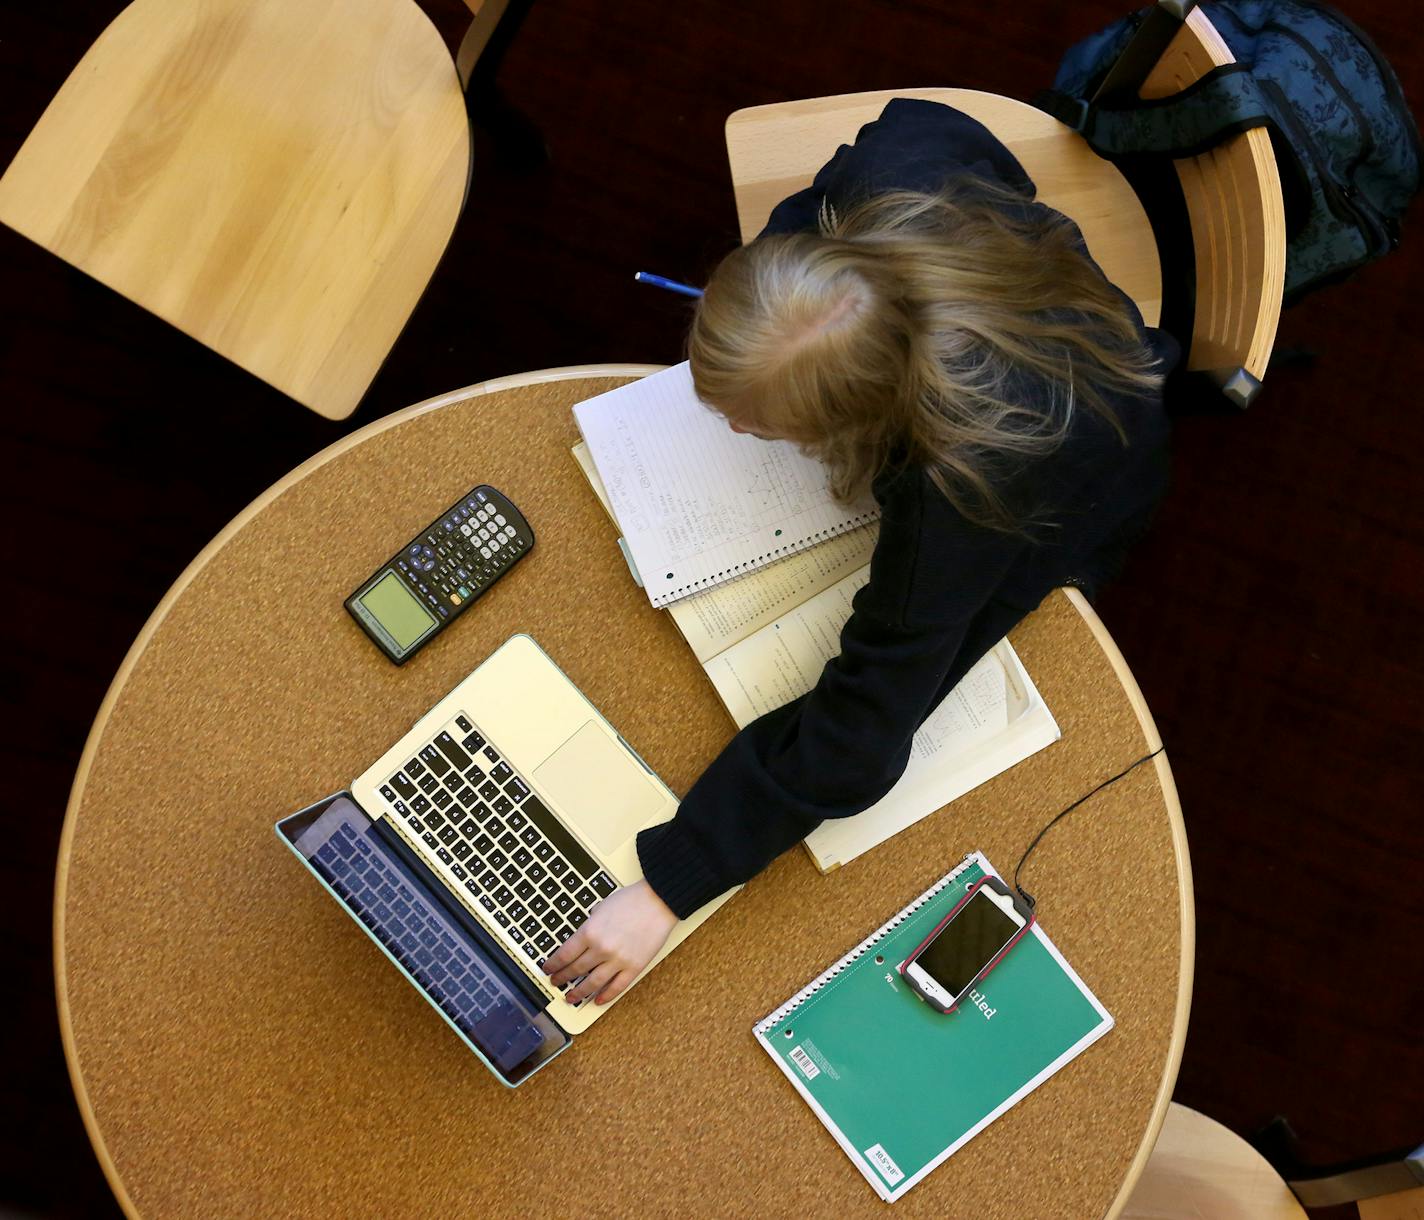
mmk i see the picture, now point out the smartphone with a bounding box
[900,876,1035,1014]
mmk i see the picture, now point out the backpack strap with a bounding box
[1041,63,1276,161]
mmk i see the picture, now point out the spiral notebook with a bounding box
[753,853,1112,1203]
[573,363,879,608]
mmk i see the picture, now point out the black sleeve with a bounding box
[636,475,1028,918]
[760,96,1036,238]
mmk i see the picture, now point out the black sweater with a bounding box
[637,99,1178,919]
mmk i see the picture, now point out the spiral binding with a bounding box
[650,513,879,608]
[754,853,986,1033]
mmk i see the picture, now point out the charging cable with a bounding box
[1012,745,1167,911]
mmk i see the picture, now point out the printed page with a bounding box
[704,568,871,724]
[573,363,877,607]
[804,647,1059,871]
[668,524,879,663]
[704,571,1027,746]
[702,575,1059,871]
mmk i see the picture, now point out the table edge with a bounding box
[53,379,1191,1219]
[1063,588,1195,1219]
[53,363,664,1219]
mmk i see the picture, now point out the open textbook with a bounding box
[573,363,879,609]
[572,441,1060,872]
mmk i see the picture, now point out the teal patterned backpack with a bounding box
[1039,0,1421,305]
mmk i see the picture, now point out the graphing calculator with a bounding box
[345,485,534,664]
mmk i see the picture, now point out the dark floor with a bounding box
[3,1,1421,1216]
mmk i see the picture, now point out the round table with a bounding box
[58,367,1192,1219]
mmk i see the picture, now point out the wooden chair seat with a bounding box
[725,87,1163,327]
[0,0,471,420]
[1121,1103,1308,1219]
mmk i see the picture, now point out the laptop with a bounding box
[275,633,736,1086]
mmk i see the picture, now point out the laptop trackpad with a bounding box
[533,721,665,855]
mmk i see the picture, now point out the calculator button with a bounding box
[495,513,507,526]
[458,586,470,598]
[450,594,462,606]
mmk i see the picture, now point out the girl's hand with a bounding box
[541,879,678,1005]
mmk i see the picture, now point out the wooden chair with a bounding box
[723,11,1286,408]
[1120,1103,1307,1220]
[1116,4,1287,407]
[725,87,1164,329]
[0,0,518,421]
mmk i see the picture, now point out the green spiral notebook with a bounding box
[753,852,1112,1203]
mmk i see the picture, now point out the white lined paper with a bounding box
[574,363,878,608]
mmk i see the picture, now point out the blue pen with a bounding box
[633,271,704,298]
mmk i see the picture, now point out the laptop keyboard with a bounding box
[310,817,545,1072]
[376,714,619,989]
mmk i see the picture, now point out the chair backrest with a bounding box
[1137,8,1286,401]
[1121,1103,1308,1220]
[725,87,1163,327]
[0,0,472,420]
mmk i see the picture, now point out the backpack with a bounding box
[1038,0,1421,306]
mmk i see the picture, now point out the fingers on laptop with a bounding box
[543,938,590,984]
[572,966,633,1006]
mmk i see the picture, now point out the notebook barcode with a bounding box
[790,1045,821,1080]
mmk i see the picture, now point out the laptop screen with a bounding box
[277,794,569,1086]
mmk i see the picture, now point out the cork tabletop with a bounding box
[57,366,1192,1219]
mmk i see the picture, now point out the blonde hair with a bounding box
[689,183,1165,529]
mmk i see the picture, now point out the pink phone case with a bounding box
[899,877,1036,1013]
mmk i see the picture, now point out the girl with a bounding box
[544,98,1177,1006]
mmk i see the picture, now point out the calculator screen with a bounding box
[358,571,436,650]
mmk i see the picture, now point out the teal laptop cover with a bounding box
[753,852,1112,1202]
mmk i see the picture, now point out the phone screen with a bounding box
[916,890,1021,998]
